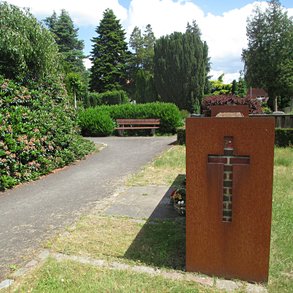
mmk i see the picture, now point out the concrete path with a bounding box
[0,136,176,279]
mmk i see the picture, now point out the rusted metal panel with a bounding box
[186,117,275,282]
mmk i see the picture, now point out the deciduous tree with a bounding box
[242,0,293,110]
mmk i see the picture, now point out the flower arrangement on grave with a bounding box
[170,187,186,216]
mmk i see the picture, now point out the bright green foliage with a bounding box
[90,9,129,92]
[242,0,293,110]
[78,103,182,135]
[154,21,210,112]
[84,90,129,107]
[44,10,85,74]
[0,77,95,190]
[128,25,157,102]
[210,75,232,95]
[0,2,62,86]
[78,109,114,137]
[65,72,85,109]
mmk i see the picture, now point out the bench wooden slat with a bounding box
[115,118,160,136]
[116,119,160,125]
[116,126,160,130]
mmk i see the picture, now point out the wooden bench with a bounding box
[115,119,160,136]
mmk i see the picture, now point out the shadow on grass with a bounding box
[124,174,186,270]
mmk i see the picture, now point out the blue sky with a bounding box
[4,0,293,82]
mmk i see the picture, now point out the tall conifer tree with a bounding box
[44,10,85,73]
[154,22,209,112]
[90,9,129,92]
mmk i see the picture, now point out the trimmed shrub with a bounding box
[0,77,95,190]
[202,95,262,116]
[78,102,182,135]
[84,90,129,107]
[100,102,183,134]
[78,109,114,137]
[275,128,293,147]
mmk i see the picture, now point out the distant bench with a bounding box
[115,118,160,136]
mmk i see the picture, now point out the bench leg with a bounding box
[118,129,124,136]
[150,129,156,136]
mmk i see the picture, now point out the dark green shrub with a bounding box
[84,90,129,107]
[275,128,293,147]
[177,127,186,145]
[0,77,95,190]
[78,108,114,136]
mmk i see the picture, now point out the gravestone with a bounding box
[186,114,275,283]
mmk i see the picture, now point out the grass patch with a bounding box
[5,146,293,292]
[49,216,185,270]
[269,147,293,292]
[127,145,186,186]
[13,258,213,293]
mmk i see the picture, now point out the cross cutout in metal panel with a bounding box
[208,136,250,222]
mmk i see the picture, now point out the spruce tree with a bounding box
[90,9,129,92]
[44,10,85,74]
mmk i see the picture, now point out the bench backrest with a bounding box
[116,119,160,125]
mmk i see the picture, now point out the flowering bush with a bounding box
[201,95,262,116]
[0,77,95,190]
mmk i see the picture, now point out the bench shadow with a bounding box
[124,174,186,270]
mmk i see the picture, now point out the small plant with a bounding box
[78,109,114,137]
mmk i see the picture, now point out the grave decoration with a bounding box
[186,105,275,283]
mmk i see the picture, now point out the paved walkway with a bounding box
[0,136,176,279]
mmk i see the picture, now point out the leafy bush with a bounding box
[0,2,62,86]
[78,109,114,136]
[201,95,262,116]
[275,128,293,147]
[0,77,95,190]
[78,102,182,135]
[101,102,182,133]
[84,90,129,107]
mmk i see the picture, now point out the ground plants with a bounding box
[0,77,95,190]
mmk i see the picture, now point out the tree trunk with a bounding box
[274,96,278,112]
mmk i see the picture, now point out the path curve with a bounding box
[0,136,176,279]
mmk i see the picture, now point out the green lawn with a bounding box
[5,146,293,293]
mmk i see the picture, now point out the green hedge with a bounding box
[275,128,293,147]
[84,90,129,107]
[78,102,183,136]
[0,77,95,190]
[177,127,293,147]
[78,109,114,137]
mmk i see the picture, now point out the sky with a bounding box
[3,0,293,83]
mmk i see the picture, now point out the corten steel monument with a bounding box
[186,115,275,282]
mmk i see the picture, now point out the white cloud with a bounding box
[209,70,240,84]
[5,0,128,25]
[4,0,293,80]
[125,0,204,38]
